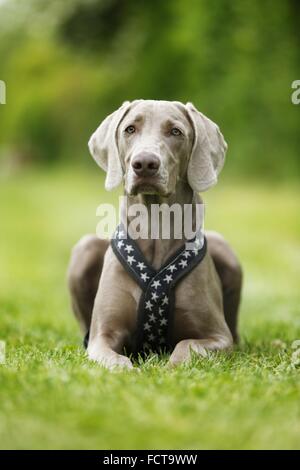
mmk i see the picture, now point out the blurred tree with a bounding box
[59,0,132,53]
[0,0,299,179]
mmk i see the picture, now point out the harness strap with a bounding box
[111,224,207,354]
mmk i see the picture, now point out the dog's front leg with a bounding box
[169,335,232,366]
[86,249,137,371]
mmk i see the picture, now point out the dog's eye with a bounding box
[125,125,136,134]
[170,127,182,136]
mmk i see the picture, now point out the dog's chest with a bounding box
[112,224,207,354]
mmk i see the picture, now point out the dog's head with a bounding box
[88,100,227,195]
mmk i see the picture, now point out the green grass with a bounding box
[0,166,300,450]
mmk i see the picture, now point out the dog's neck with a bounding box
[120,181,203,269]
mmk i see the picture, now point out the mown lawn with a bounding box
[0,166,300,450]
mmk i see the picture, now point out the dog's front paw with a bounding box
[88,348,134,371]
[106,355,134,371]
[169,339,207,366]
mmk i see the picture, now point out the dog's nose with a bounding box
[131,152,161,177]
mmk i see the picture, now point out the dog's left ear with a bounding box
[88,101,132,191]
[185,102,227,192]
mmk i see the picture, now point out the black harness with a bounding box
[84,225,207,355]
[111,224,207,355]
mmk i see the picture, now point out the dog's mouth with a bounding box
[130,177,167,196]
[131,183,162,195]
[130,178,167,196]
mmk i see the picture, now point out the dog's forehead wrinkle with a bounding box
[127,101,189,127]
[132,113,144,123]
[161,117,188,129]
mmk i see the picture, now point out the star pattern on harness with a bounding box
[117,240,124,249]
[179,259,188,269]
[141,272,150,282]
[164,274,173,284]
[148,313,156,322]
[167,264,177,273]
[111,224,206,354]
[137,261,146,270]
[127,255,136,265]
[145,300,153,311]
[195,238,202,247]
[151,291,159,301]
[152,280,161,289]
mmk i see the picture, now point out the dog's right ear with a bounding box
[88,101,132,191]
[185,102,227,192]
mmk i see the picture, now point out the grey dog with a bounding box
[68,100,242,370]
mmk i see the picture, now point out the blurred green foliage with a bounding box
[0,0,299,178]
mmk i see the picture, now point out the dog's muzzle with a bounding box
[129,151,165,194]
[131,151,161,177]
